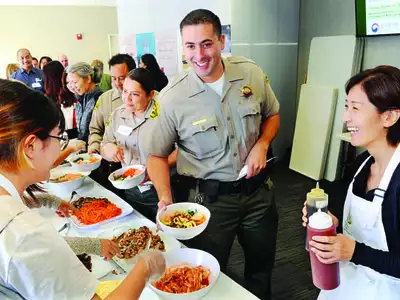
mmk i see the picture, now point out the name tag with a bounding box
[117,125,133,136]
[32,82,42,88]
[192,118,207,126]
[35,77,42,82]
[137,181,152,193]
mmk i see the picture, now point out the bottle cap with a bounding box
[307,182,328,202]
[309,209,333,229]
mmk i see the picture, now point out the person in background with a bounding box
[59,53,69,68]
[91,59,112,92]
[39,56,52,69]
[102,68,175,221]
[144,9,280,300]
[89,54,136,194]
[65,62,103,143]
[139,53,168,92]
[302,66,400,299]
[32,57,39,69]
[0,79,165,299]
[5,63,19,80]
[43,61,78,139]
[10,48,44,92]
[89,54,136,154]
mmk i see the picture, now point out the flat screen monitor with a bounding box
[356,0,400,36]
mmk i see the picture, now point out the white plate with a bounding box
[68,188,134,230]
[98,219,181,272]
[91,255,114,279]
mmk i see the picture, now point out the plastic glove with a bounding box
[137,250,166,282]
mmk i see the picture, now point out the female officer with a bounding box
[303,66,400,299]
[102,68,175,221]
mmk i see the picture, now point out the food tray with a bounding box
[98,219,181,272]
[68,187,133,229]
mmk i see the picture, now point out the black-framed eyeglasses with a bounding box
[48,132,69,151]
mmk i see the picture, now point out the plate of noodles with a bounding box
[68,193,133,229]
[149,248,220,300]
[157,203,210,240]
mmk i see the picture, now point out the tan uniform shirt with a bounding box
[144,56,279,181]
[88,88,122,153]
[103,99,160,166]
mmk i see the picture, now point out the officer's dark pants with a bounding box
[181,178,278,300]
[125,186,159,222]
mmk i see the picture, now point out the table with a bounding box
[44,177,260,300]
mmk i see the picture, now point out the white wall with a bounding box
[231,0,300,159]
[298,0,400,106]
[116,0,230,36]
[0,5,118,78]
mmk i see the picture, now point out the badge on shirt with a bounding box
[240,84,253,98]
[32,82,42,88]
[35,77,42,82]
[117,125,133,136]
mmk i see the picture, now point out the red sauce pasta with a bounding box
[153,265,211,294]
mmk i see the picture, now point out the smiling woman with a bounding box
[303,66,400,300]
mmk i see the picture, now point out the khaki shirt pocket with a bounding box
[237,102,262,147]
[186,115,224,159]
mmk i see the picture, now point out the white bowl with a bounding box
[68,153,102,172]
[157,203,211,240]
[46,166,90,196]
[149,248,220,300]
[108,165,146,190]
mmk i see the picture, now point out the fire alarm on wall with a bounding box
[76,33,83,40]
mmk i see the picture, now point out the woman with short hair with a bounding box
[65,62,103,143]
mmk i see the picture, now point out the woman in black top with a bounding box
[139,53,168,92]
[303,66,400,299]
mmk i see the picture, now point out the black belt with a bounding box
[176,167,269,197]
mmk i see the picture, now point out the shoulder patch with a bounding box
[94,100,101,111]
[264,75,270,84]
[150,100,160,119]
[105,113,112,128]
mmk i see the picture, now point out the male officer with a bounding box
[89,54,136,154]
[10,48,44,92]
[144,9,280,300]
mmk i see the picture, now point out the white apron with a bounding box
[318,146,400,299]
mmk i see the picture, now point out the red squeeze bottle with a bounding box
[307,209,340,290]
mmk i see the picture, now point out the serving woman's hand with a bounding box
[100,239,120,260]
[309,234,356,264]
[102,143,125,163]
[56,200,77,217]
[68,139,86,153]
[138,250,166,281]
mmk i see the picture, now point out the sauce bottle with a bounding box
[307,209,340,290]
[305,182,328,250]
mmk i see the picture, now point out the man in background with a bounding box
[88,54,136,194]
[10,48,43,92]
[32,57,39,69]
[58,53,69,68]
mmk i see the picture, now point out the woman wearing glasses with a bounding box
[0,79,165,299]
[101,68,176,222]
